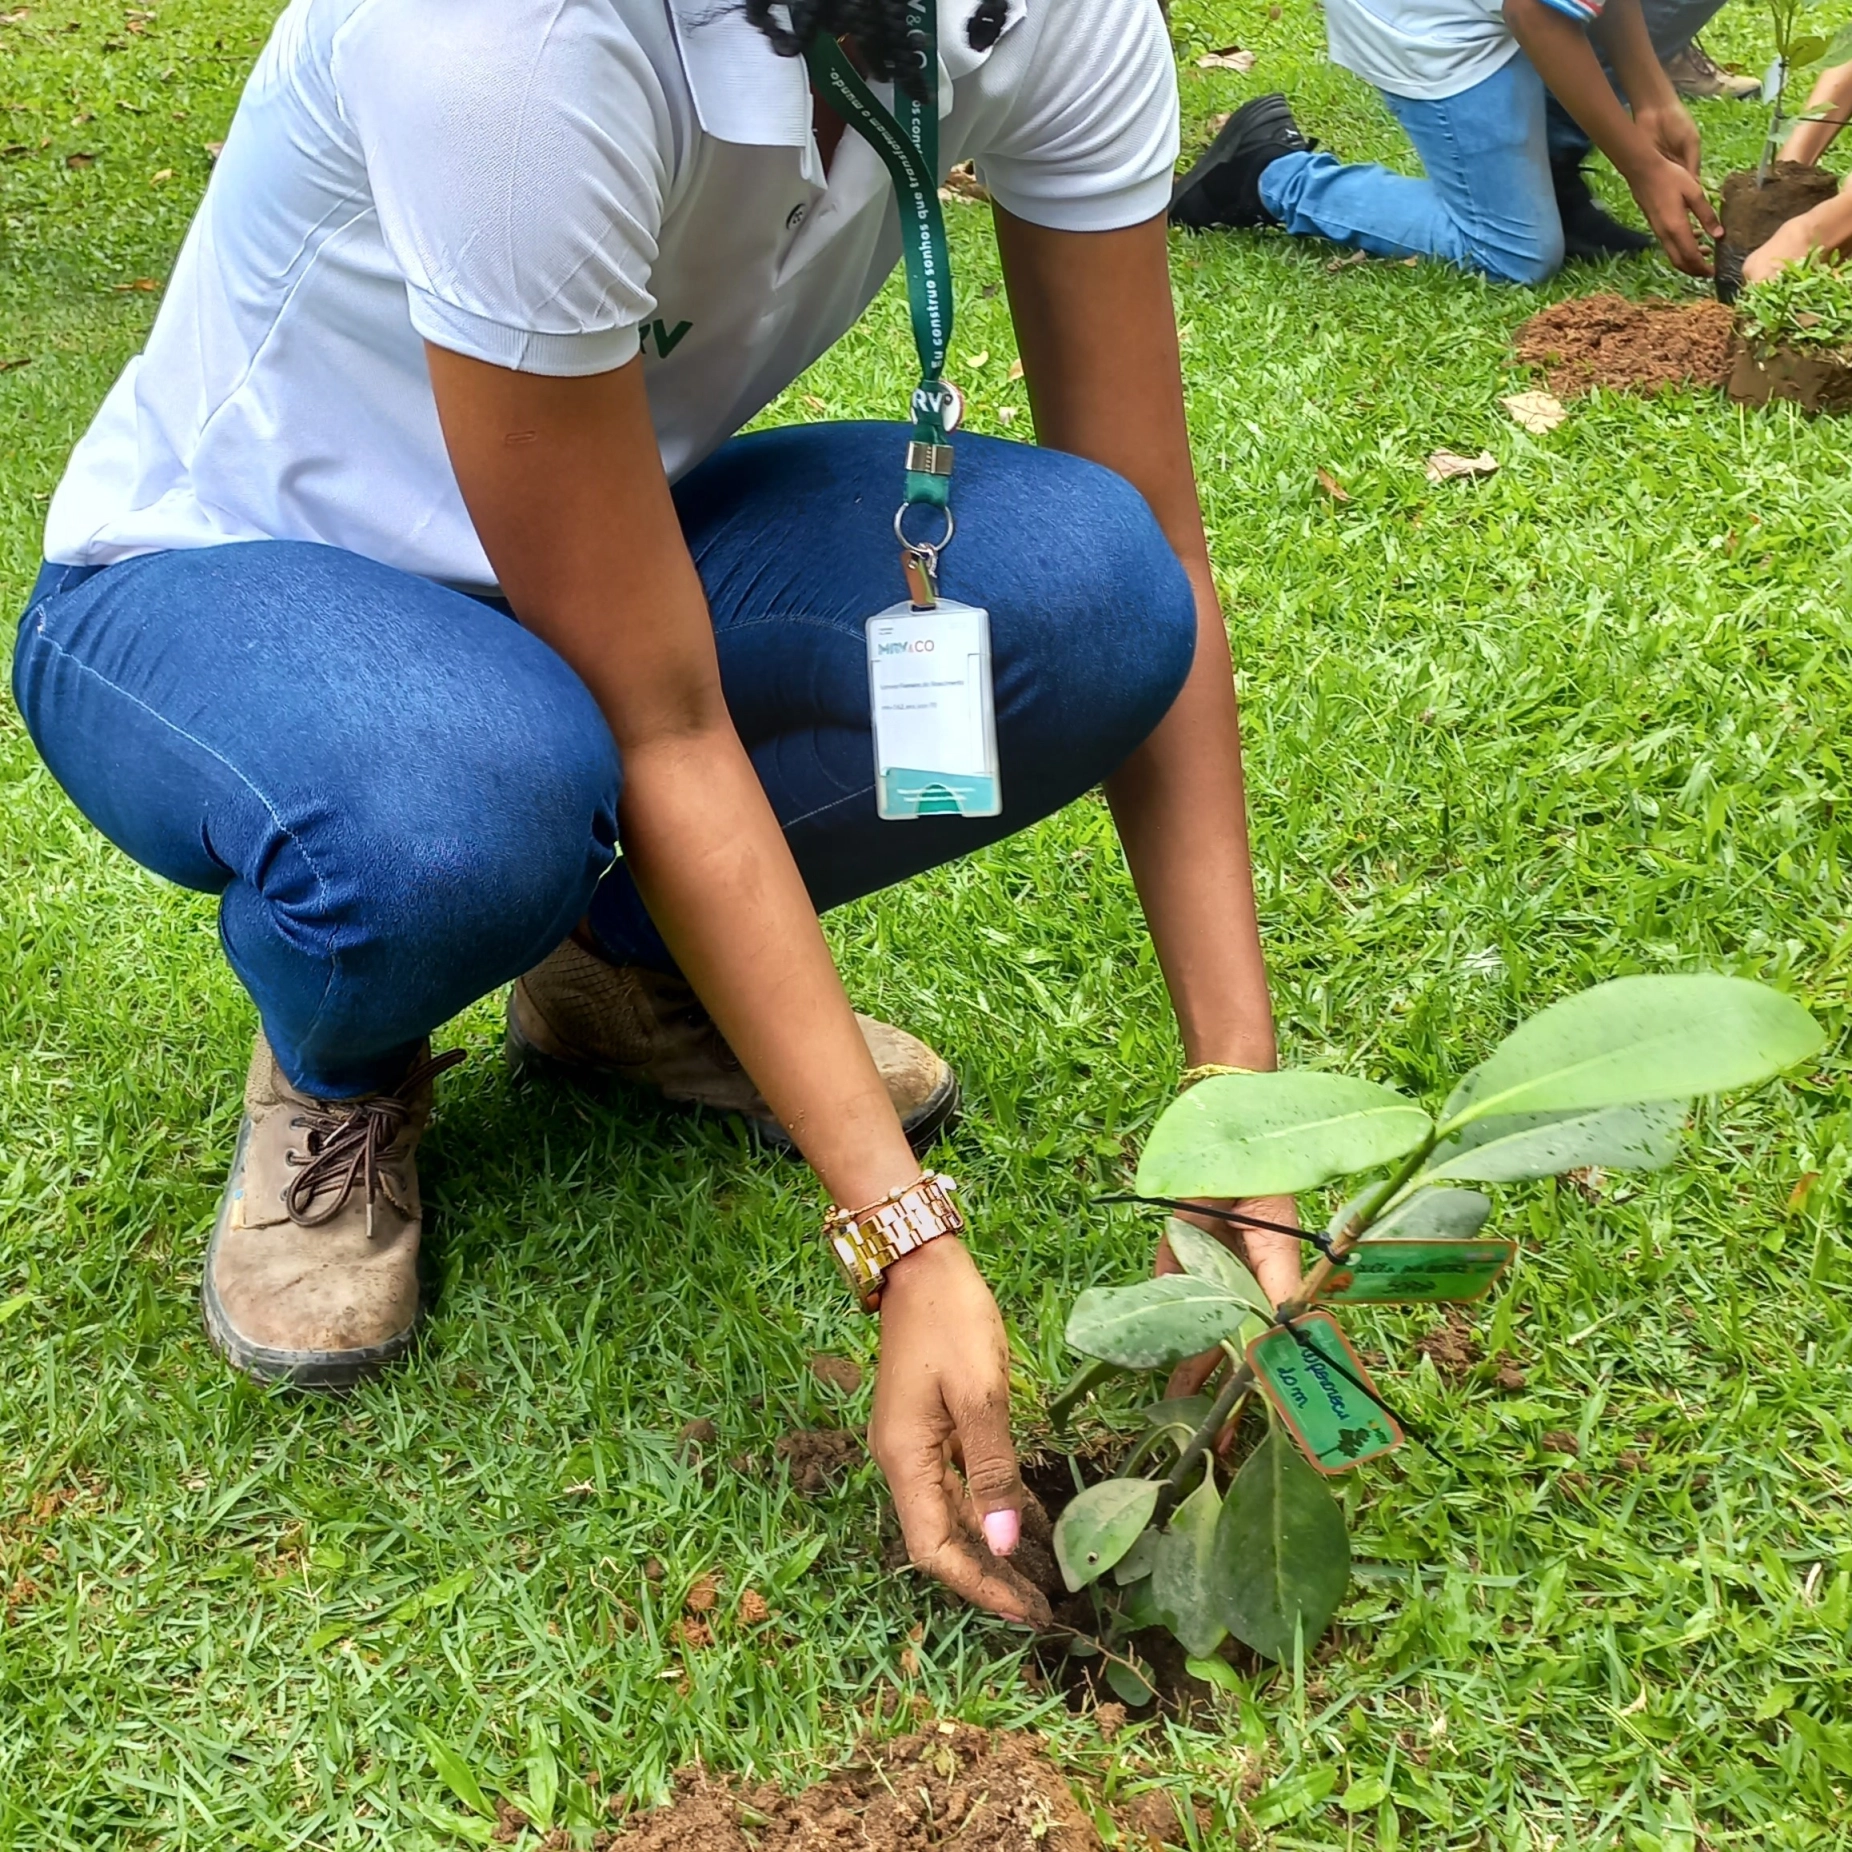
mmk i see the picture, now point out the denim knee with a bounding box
[983,444,1196,757]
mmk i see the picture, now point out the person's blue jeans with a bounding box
[1259,52,1565,285]
[12,423,1196,1099]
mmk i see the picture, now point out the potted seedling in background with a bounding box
[1716,7,1852,299]
[1730,246,1852,407]
[1044,976,1822,1702]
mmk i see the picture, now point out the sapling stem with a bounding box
[1146,1128,1441,1524]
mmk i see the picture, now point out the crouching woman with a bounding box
[11,0,1297,1622]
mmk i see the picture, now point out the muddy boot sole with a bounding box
[505,997,962,1156]
[200,1119,421,1391]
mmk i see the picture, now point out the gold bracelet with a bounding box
[824,1172,965,1312]
[1178,1062,1261,1092]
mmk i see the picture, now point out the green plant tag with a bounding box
[1245,1312,1403,1473]
[1320,1237,1516,1304]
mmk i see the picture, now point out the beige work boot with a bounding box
[507,937,960,1152]
[1664,41,1761,102]
[201,1036,464,1388]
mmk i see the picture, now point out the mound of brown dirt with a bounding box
[1513,294,1736,396]
[605,1726,1107,1851]
[1720,162,1841,253]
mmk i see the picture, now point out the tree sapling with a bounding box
[1046,975,1823,1700]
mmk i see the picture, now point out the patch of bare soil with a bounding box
[1413,1307,1481,1381]
[1720,162,1841,253]
[603,1727,1113,1851]
[774,1429,861,1496]
[1513,294,1736,397]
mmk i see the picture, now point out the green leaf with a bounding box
[1151,1473,1227,1659]
[1117,1574,1162,1631]
[1163,1218,1274,1313]
[1138,1071,1432,1199]
[1790,32,1829,63]
[1065,1276,1260,1370]
[0,1292,31,1326]
[1440,975,1823,1130]
[391,1567,477,1624]
[1052,1478,1160,1590]
[524,1735,558,1832]
[1365,1186,1492,1240]
[1340,1775,1390,1812]
[1424,1102,1686,1183]
[1113,1525,1161,1586]
[1249,1766,1338,1830]
[1213,1424,1351,1662]
[1183,1652,1244,1692]
[1104,1656,1157,1706]
[1828,22,1852,63]
[419,1732,496,1820]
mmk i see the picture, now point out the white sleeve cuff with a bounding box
[407,288,643,377]
[978,170,1175,234]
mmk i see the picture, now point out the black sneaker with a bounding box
[1552,155,1654,261]
[1170,94,1312,231]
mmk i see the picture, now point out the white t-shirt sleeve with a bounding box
[331,0,669,376]
[975,0,1179,233]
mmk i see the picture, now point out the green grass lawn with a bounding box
[4,1,1851,1846]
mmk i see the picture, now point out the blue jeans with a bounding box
[1259,53,1564,285]
[13,423,1195,1099]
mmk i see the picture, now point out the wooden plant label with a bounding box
[1245,1311,1403,1475]
[1319,1237,1516,1305]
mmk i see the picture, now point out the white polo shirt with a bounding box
[45,0,1178,589]
[1325,0,1604,101]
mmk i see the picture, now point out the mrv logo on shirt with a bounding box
[865,601,1001,821]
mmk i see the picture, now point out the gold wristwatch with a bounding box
[825,1173,965,1312]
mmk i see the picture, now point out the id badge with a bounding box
[866,599,1001,821]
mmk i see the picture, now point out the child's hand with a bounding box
[1634,99,1702,178]
[1627,154,1721,277]
[1742,219,1817,284]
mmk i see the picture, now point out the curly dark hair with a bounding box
[743,0,1008,99]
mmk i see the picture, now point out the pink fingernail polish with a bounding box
[982,1510,1020,1556]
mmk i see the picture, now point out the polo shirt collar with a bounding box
[666,0,1028,150]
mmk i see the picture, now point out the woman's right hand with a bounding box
[871,1236,1053,1628]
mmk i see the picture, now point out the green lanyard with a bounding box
[804,6,958,602]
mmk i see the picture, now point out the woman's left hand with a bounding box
[1156,1194,1304,1397]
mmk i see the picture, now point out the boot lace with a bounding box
[284,1049,466,1227]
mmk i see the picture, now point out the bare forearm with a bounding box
[1104,584,1277,1070]
[424,344,918,1210]
[618,729,918,1202]
[1783,62,1852,165]
[1508,0,1656,177]
[1586,0,1676,117]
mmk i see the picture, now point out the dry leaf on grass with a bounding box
[1315,468,1350,502]
[1007,356,1024,382]
[1326,250,1368,271]
[1196,45,1256,71]
[962,350,990,370]
[0,357,29,371]
[1425,449,1499,483]
[1500,390,1568,434]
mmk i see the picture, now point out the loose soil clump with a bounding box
[774,1429,861,1496]
[604,1726,1110,1851]
[1514,294,1736,397]
[1413,1307,1481,1381]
